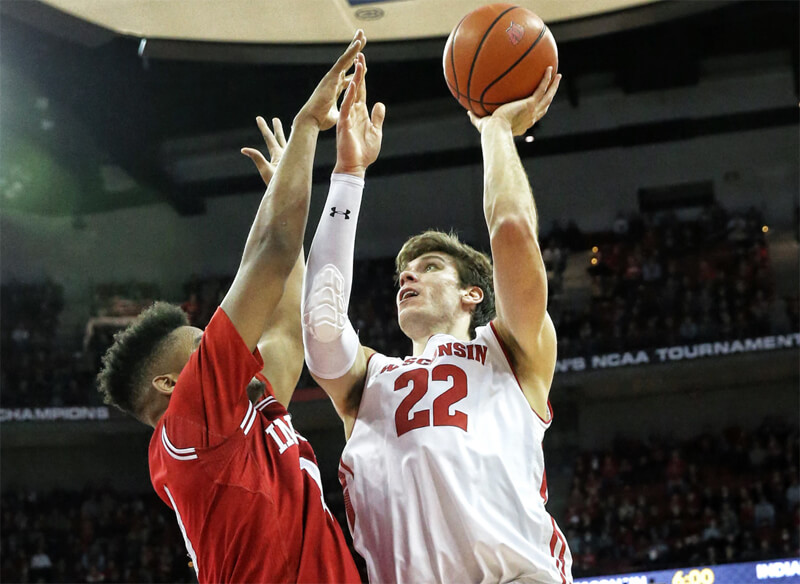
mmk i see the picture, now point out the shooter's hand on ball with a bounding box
[333,53,385,179]
[468,66,561,136]
[241,116,286,186]
[295,29,367,131]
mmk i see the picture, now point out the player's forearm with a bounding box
[243,120,320,272]
[302,174,363,381]
[261,250,304,341]
[480,118,539,240]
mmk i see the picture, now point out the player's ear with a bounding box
[152,373,179,396]
[462,285,484,307]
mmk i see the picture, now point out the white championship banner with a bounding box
[0,406,111,423]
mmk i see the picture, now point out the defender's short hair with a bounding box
[395,230,495,334]
[96,302,188,418]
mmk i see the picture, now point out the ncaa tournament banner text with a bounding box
[556,333,800,373]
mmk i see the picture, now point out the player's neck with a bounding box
[140,394,170,428]
[410,323,471,356]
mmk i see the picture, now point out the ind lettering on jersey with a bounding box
[379,342,487,375]
[265,415,300,454]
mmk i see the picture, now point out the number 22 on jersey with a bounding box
[394,365,468,436]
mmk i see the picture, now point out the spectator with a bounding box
[754,495,776,528]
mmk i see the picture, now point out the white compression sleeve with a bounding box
[302,173,363,379]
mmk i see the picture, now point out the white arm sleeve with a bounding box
[302,173,363,379]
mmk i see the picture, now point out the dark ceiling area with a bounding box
[0,1,797,216]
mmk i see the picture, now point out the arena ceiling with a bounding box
[0,0,797,216]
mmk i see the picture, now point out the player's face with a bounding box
[396,252,466,338]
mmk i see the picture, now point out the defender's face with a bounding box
[396,253,465,336]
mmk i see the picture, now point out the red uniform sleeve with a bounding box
[164,307,264,449]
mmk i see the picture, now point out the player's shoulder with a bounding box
[363,348,402,374]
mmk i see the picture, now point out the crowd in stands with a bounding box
[0,280,96,408]
[2,203,798,409]
[2,418,795,582]
[0,483,363,584]
[1,487,196,583]
[91,282,159,319]
[566,416,800,576]
[551,204,796,358]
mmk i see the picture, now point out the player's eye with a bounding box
[424,264,436,272]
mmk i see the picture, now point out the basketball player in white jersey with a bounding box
[302,54,571,583]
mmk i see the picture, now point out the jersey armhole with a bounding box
[488,321,553,426]
[346,351,379,440]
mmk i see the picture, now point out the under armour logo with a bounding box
[330,207,351,219]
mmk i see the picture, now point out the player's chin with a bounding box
[397,307,424,337]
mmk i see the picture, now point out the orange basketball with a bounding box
[443,3,558,117]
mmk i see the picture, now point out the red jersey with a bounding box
[149,308,360,584]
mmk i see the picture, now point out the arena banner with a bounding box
[0,406,110,423]
[574,557,800,584]
[556,332,800,374]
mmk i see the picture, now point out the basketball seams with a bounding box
[465,5,519,117]
[445,77,536,106]
[478,24,549,113]
[447,14,468,98]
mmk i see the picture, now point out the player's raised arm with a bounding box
[221,30,366,352]
[242,118,305,407]
[302,54,385,434]
[468,67,561,418]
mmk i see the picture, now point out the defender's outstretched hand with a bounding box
[334,53,385,178]
[241,116,286,186]
[469,67,561,136]
[296,30,368,131]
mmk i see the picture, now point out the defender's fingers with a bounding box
[272,118,287,147]
[330,30,366,75]
[241,148,271,175]
[256,116,280,154]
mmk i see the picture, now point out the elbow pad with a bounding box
[304,264,347,344]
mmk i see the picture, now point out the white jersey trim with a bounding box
[161,426,198,461]
[239,402,257,436]
[255,396,276,411]
[164,485,199,580]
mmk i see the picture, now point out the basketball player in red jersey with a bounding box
[302,62,572,582]
[96,33,367,584]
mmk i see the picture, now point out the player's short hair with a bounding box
[96,302,188,419]
[395,229,495,335]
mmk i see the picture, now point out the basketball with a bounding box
[443,3,558,116]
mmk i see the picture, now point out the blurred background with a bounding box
[1,0,798,582]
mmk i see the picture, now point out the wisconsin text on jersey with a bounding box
[378,341,488,375]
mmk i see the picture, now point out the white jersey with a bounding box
[339,323,572,584]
